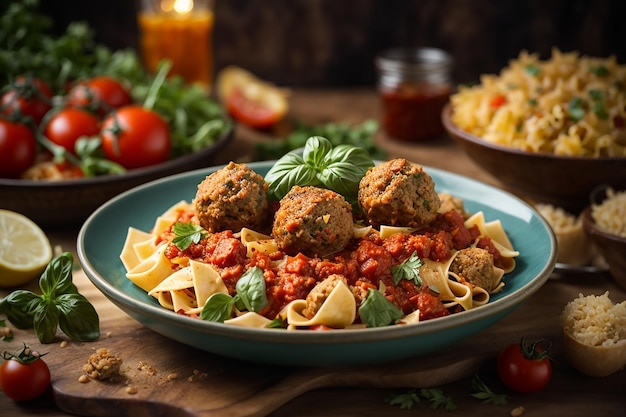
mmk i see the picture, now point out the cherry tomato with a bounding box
[100,105,171,169]
[497,338,552,393]
[0,119,37,178]
[1,76,53,126]
[0,345,51,402]
[66,76,133,114]
[226,87,285,129]
[44,108,100,154]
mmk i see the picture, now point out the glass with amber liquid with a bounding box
[137,0,214,91]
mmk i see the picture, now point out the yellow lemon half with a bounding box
[0,209,52,288]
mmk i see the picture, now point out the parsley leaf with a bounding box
[470,375,508,405]
[385,390,421,409]
[420,388,457,411]
[392,251,423,286]
[524,64,540,77]
[386,388,456,411]
[172,222,208,251]
[567,97,587,121]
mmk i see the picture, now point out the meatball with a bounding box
[302,274,346,319]
[272,186,353,257]
[438,192,469,219]
[358,158,441,228]
[195,161,270,233]
[449,247,497,291]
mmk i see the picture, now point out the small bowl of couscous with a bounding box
[582,187,626,290]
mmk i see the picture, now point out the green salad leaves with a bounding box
[265,136,374,208]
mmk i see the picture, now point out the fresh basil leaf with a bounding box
[33,300,60,344]
[302,136,332,168]
[1,290,39,329]
[235,267,268,313]
[358,288,404,327]
[392,252,423,286]
[39,252,74,298]
[200,292,235,322]
[265,152,320,200]
[56,293,100,341]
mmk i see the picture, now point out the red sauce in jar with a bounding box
[381,81,452,142]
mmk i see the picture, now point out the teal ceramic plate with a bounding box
[77,161,557,367]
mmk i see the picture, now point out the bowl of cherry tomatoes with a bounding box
[0,74,233,228]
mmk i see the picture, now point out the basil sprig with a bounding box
[0,252,100,343]
[200,266,268,322]
[264,136,374,208]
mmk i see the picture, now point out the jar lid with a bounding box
[376,47,453,76]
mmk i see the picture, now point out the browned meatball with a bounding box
[272,186,353,257]
[358,158,441,228]
[449,247,497,291]
[302,274,347,319]
[195,162,270,233]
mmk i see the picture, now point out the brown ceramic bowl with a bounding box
[582,205,626,290]
[441,104,626,213]
[0,127,233,229]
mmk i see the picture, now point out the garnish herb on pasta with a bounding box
[392,251,423,285]
[359,289,404,328]
[119,145,520,330]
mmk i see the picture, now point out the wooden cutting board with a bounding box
[3,269,569,417]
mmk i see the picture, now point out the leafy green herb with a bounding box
[420,388,457,411]
[254,119,384,161]
[592,101,609,120]
[265,136,374,209]
[567,97,586,121]
[0,252,99,344]
[358,288,404,327]
[200,267,268,322]
[392,251,423,286]
[172,222,208,251]
[386,388,456,411]
[588,89,604,102]
[528,98,537,106]
[589,65,610,77]
[385,389,421,409]
[234,267,268,313]
[524,64,540,77]
[200,293,235,322]
[470,375,508,405]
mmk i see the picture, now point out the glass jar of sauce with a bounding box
[376,47,453,142]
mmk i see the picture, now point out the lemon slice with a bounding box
[0,209,52,287]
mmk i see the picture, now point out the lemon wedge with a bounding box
[0,209,52,288]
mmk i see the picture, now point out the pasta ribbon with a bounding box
[286,280,356,329]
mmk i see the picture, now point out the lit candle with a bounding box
[137,0,215,90]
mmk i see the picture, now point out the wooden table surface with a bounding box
[2,89,625,416]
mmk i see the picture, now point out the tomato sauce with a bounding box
[163,209,500,324]
[380,81,452,142]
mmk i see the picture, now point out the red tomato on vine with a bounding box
[0,344,51,402]
[1,75,53,126]
[497,338,552,393]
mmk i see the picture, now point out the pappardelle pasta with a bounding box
[119,157,520,331]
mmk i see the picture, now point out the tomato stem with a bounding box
[520,337,552,361]
[2,342,47,364]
